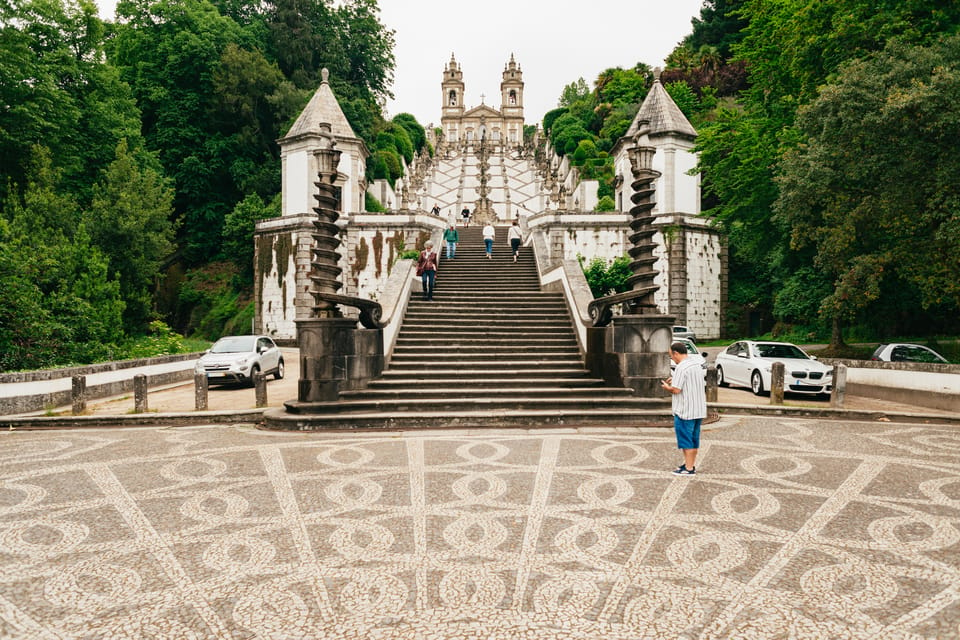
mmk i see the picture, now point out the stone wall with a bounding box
[528,212,725,340]
[340,213,445,302]
[255,213,443,343]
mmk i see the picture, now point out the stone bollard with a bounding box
[71,375,87,415]
[254,372,268,408]
[705,364,718,403]
[770,361,785,405]
[195,373,208,411]
[831,364,847,409]
[134,374,148,413]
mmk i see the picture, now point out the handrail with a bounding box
[377,258,416,363]
[311,292,383,329]
[540,259,594,354]
[587,287,659,327]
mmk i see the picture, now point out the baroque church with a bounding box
[440,53,525,146]
[254,55,726,344]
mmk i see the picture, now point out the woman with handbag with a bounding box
[416,241,439,301]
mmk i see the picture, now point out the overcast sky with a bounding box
[95,0,705,127]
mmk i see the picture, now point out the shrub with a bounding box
[595,195,616,212]
[365,192,386,212]
[579,255,631,298]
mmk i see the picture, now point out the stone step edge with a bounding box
[265,407,678,429]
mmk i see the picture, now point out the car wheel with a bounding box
[248,365,260,388]
[717,366,728,387]
[274,358,284,380]
[751,370,765,396]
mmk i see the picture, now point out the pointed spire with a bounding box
[282,69,356,141]
[623,70,696,140]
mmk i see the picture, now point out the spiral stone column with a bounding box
[586,121,675,396]
[292,129,384,405]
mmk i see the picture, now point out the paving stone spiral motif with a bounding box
[1,417,959,639]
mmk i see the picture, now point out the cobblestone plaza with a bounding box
[2,417,959,639]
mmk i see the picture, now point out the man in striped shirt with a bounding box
[660,342,707,476]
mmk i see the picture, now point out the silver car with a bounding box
[195,335,284,386]
[672,325,697,342]
[715,340,832,396]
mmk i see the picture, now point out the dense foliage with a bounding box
[0,0,418,370]
[563,0,960,345]
[692,0,960,344]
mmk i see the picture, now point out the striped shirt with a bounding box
[672,355,707,420]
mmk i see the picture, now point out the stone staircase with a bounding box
[267,226,671,429]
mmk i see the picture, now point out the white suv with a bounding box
[195,335,284,386]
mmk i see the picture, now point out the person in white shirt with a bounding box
[482,223,495,259]
[507,221,523,262]
[660,342,707,475]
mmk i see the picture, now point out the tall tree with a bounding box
[775,35,960,345]
[0,0,140,204]
[85,139,177,330]
[1,146,125,369]
[110,0,245,262]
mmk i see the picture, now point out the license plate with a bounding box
[208,372,225,378]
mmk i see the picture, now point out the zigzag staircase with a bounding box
[272,226,671,429]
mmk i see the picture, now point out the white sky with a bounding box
[95,0,705,127]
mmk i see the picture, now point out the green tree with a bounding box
[111,0,246,262]
[0,0,141,204]
[572,139,597,166]
[222,192,279,283]
[594,195,616,212]
[1,146,125,369]
[775,35,960,345]
[85,139,178,330]
[559,78,590,107]
[685,0,749,59]
[393,113,427,152]
[579,255,632,298]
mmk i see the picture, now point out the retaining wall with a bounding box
[821,359,960,414]
[0,353,201,416]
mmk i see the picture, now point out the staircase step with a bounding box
[340,386,634,400]
[367,376,608,389]
[279,396,668,414]
[265,406,675,430]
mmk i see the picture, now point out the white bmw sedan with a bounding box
[715,340,833,396]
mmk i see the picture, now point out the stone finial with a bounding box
[321,68,329,84]
[653,67,662,82]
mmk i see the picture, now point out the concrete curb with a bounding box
[0,403,956,431]
[712,402,960,426]
[0,409,264,430]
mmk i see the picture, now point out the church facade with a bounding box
[440,54,525,146]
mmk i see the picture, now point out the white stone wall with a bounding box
[255,215,315,341]
[529,212,724,341]
[256,214,445,342]
[682,229,724,339]
[339,214,445,302]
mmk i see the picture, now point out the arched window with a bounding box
[448,90,457,106]
[509,90,517,105]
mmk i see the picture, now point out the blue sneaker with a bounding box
[672,465,696,476]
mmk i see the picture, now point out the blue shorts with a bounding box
[673,416,702,450]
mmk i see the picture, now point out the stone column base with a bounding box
[295,318,384,403]
[588,314,675,396]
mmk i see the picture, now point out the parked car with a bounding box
[672,325,697,342]
[670,337,708,372]
[195,335,284,386]
[870,343,948,364]
[714,340,832,396]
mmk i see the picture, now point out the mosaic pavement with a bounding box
[1,418,959,639]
